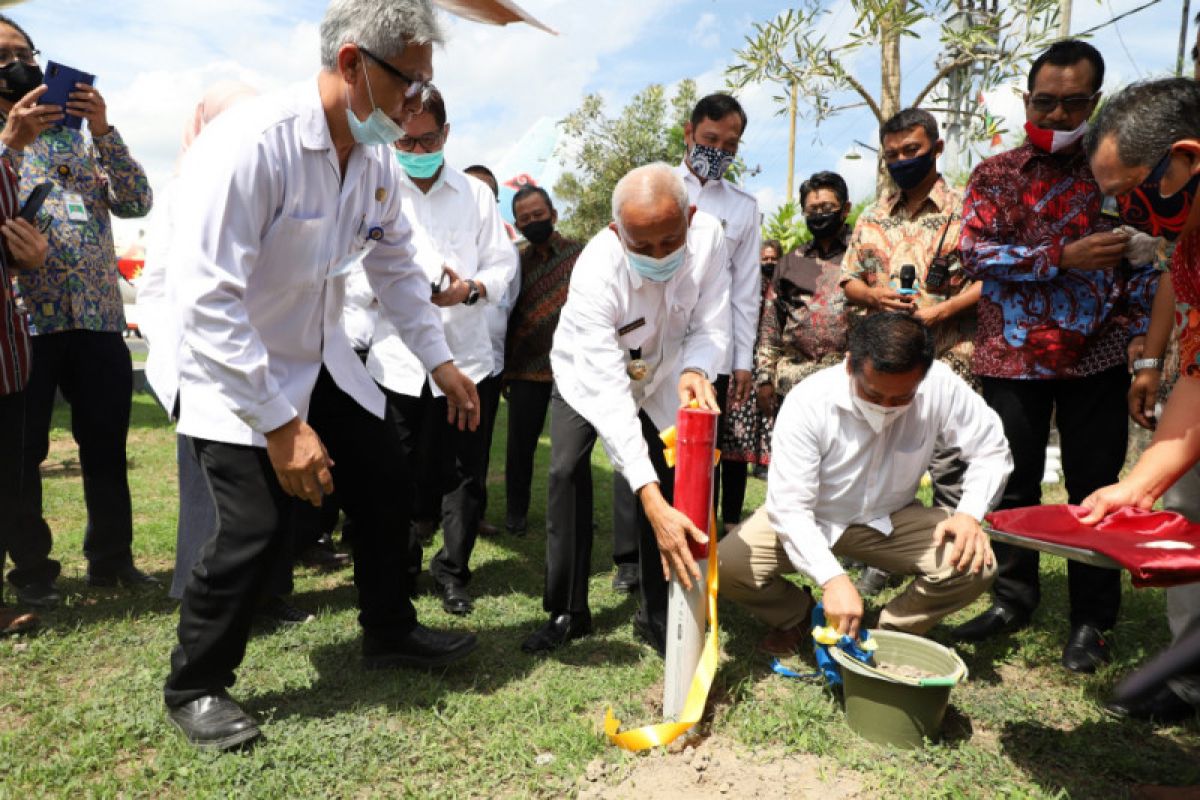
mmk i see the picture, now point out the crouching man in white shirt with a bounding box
[162,0,482,752]
[719,312,1012,654]
[520,163,731,655]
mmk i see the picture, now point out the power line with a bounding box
[1076,0,1163,35]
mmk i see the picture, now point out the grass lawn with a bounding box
[1,388,1198,798]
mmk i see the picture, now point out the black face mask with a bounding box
[886,148,936,192]
[805,211,842,240]
[0,61,42,104]
[520,218,555,246]
[1118,151,1200,242]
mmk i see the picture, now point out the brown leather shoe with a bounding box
[758,623,810,656]
[0,607,39,637]
[478,521,500,536]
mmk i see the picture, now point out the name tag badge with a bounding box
[64,191,88,223]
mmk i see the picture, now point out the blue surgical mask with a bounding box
[345,67,404,147]
[395,149,445,179]
[626,244,686,282]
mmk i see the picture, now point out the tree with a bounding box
[554,80,698,241]
[727,0,1060,195]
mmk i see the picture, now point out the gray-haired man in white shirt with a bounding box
[162,0,482,751]
[522,163,731,655]
[720,312,1012,653]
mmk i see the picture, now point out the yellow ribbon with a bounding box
[604,423,721,752]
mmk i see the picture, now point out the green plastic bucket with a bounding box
[828,629,968,749]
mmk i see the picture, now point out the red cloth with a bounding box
[987,505,1200,588]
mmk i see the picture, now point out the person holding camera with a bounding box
[839,108,979,597]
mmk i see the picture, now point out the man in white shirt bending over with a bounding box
[365,88,517,617]
[163,0,481,751]
[521,163,731,655]
[720,312,1012,654]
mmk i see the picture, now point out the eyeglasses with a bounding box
[803,203,842,215]
[1028,92,1099,114]
[395,129,445,152]
[0,48,39,67]
[358,46,427,99]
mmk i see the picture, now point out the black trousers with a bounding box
[164,369,418,707]
[170,433,316,601]
[505,379,561,524]
[477,375,503,519]
[385,376,497,588]
[18,330,134,575]
[983,366,1130,630]
[708,373,751,528]
[545,388,670,634]
[0,388,59,594]
[610,475,642,567]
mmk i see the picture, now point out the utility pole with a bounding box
[786,79,798,200]
[1059,0,1072,36]
[1179,0,1193,75]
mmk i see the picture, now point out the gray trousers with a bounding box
[1164,463,1200,707]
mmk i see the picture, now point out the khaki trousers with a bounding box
[719,504,996,635]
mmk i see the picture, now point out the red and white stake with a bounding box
[663,407,718,722]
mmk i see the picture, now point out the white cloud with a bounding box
[688,13,720,49]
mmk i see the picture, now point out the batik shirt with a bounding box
[755,228,852,397]
[840,176,974,366]
[0,152,28,395]
[10,125,152,335]
[960,144,1156,379]
[1173,229,1200,380]
[504,232,583,382]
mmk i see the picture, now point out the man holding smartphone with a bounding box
[362,87,516,617]
[0,14,157,607]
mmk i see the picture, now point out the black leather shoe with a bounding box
[298,535,351,571]
[13,581,60,609]
[1062,624,1112,673]
[362,625,479,670]
[87,564,161,588]
[1106,685,1197,725]
[854,566,892,597]
[258,596,316,626]
[521,612,593,654]
[441,583,474,616]
[950,604,1030,642]
[166,693,261,751]
[632,608,666,658]
[505,515,527,537]
[611,563,639,593]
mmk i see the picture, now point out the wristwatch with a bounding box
[463,279,481,306]
[1132,357,1164,372]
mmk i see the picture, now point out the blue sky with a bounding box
[7,0,1189,241]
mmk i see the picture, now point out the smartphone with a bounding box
[40,61,96,131]
[18,182,52,223]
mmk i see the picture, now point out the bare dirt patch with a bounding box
[578,735,867,799]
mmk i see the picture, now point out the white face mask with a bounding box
[851,393,911,433]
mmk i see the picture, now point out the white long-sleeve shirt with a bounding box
[766,360,1013,587]
[366,164,518,396]
[676,163,761,374]
[169,81,451,447]
[137,179,179,415]
[551,212,731,492]
[486,249,521,377]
